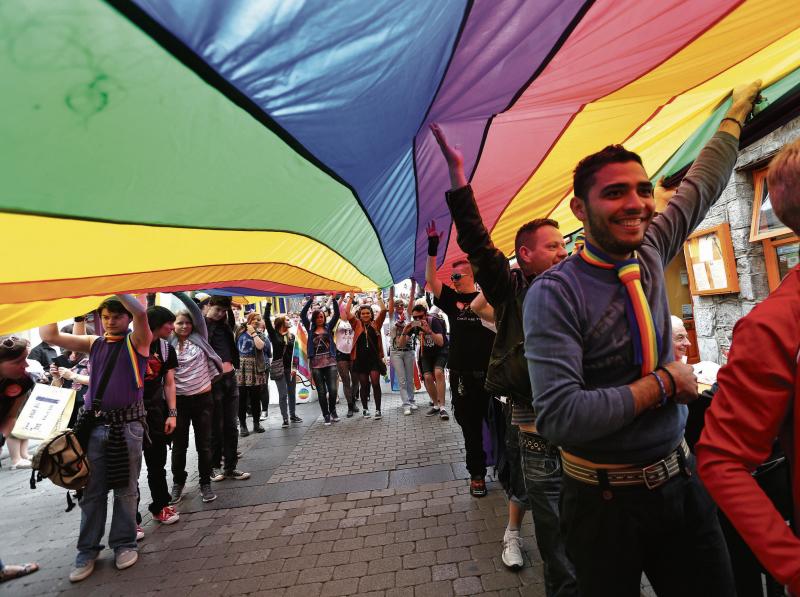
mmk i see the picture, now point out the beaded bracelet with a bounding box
[650,370,669,407]
[658,366,677,399]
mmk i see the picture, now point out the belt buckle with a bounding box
[642,458,669,490]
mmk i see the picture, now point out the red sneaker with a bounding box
[469,478,487,497]
[155,506,180,525]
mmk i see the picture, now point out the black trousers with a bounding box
[172,392,213,486]
[450,370,490,479]
[211,372,239,472]
[238,384,263,429]
[142,393,170,515]
[560,455,735,597]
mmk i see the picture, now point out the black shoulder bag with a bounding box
[72,338,124,449]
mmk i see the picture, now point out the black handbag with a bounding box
[72,339,124,449]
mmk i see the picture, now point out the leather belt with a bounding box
[519,431,553,455]
[561,439,690,490]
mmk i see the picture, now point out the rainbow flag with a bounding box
[292,322,313,387]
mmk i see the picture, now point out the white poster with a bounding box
[698,236,714,263]
[692,263,711,291]
[11,384,75,440]
[709,259,728,289]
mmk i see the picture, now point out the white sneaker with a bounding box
[69,560,95,583]
[10,459,32,470]
[501,531,524,570]
[115,549,138,570]
[410,403,418,411]
[403,407,412,416]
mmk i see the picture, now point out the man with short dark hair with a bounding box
[697,136,800,594]
[139,306,179,527]
[40,294,152,583]
[431,122,574,589]
[425,225,496,497]
[523,81,761,594]
[205,295,250,482]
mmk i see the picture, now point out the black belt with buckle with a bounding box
[561,439,690,490]
[519,431,553,455]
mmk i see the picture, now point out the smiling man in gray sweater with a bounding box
[523,81,762,596]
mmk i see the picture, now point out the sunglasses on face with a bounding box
[1,336,21,348]
[450,273,464,281]
[412,315,424,321]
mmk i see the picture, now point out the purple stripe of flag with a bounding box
[412,0,589,280]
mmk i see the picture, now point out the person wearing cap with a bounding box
[40,294,152,582]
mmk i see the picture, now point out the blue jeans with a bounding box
[311,365,338,418]
[391,350,415,406]
[76,421,143,566]
[519,432,577,597]
[274,375,295,420]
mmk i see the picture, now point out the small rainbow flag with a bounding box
[292,322,313,387]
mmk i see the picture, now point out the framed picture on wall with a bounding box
[683,223,740,295]
[750,166,792,241]
[763,234,800,291]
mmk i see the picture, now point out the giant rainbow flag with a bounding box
[2,0,799,333]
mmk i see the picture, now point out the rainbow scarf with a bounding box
[579,240,659,376]
[572,233,585,255]
[104,332,144,389]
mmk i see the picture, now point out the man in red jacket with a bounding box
[697,137,800,594]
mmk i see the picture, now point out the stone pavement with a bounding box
[0,391,548,596]
[1,390,656,596]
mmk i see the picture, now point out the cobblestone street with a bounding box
[0,391,548,596]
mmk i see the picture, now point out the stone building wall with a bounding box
[691,117,800,363]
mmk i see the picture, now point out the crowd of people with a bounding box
[0,78,798,595]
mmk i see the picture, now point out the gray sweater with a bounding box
[523,132,739,464]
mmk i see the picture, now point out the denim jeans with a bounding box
[450,370,490,479]
[559,454,734,596]
[211,373,239,472]
[172,392,214,485]
[391,350,415,406]
[284,368,296,407]
[519,432,577,597]
[76,421,143,566]
[274,375,295,420]
[311,365,338,418]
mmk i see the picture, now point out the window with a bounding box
[750,166,792,242]
[763,234,800,291]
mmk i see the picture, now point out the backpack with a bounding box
[30,429,90,511]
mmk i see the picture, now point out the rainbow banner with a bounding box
[292,322,313,388]
[1,0,799,334]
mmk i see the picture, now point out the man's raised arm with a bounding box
[117,294,152,355]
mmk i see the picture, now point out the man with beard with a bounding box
[523,81,761,595]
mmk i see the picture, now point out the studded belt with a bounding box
[518,431,554,455]
[561,439,690,490]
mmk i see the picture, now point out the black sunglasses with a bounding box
[450,273,465,281]
[1,336,21,348]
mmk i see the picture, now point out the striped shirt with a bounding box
[175,339,212,396]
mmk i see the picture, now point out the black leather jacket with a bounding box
[445,185,533,407]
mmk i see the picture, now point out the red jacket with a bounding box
[697,266,800,593]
